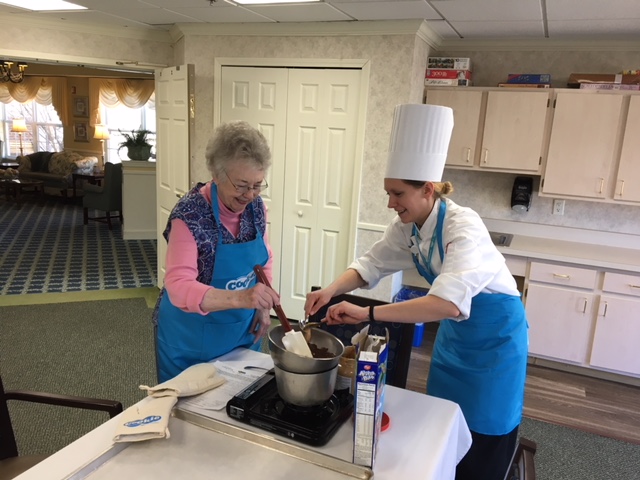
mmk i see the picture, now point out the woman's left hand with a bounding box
[250,309,271,343]
[324,301,369,326]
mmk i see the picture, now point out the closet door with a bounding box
[220,67,289,291]
[220,66,362,317]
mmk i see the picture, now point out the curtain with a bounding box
[0,77,70,125]
[89,78,155,126]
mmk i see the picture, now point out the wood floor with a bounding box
[406,324,640,445]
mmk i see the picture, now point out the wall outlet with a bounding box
[553,199,565,215]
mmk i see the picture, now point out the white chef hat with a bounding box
[385,104,454,182]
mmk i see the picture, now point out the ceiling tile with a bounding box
[546,0,640,20]
[244,3,352,22]
[451,21,545,38]
[332,1,441,21]
[169,6,275,23]
[431,0,542,22]
[425,19,461,39]
[548,19,640,38]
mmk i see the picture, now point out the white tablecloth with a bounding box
[15,348,471,480]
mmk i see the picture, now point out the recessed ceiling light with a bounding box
[230,0,321,5]
[0,0,86,11]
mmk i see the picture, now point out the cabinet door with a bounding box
[590,295,640,376]
[425,89,483,167]
[525,283,594,364]
[480,91,549,172]
[542,93,623,198]
[615,95,640,203]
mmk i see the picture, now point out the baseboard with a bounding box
[528,356,640,387]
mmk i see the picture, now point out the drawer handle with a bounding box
[465,147,471,163]
[552,273,571,280]
[582,298,588,314]
[601,301,608,317]
[598,177,604,194]
[630,284,640,289]
[483,149,489,164]
[618,180,625,197]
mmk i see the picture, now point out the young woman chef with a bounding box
[305,104,528,480]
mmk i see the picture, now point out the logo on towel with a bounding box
[226,271,256,290]
[124,415,162,428]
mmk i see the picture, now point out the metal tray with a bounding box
[62,408,373,480]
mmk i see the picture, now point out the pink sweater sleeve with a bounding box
[164,204,275,315]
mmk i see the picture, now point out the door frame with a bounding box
[213,57,371,276]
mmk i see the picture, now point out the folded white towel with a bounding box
[113,395,177,443]
[139,362,226,398]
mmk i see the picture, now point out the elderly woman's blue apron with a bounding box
[157,184,269,382]
[410,201,528,435]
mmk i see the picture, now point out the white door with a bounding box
[220,66,362,318]
[219,67,289,292]
[155,65,195,287]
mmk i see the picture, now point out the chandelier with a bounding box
[0,60,28,83]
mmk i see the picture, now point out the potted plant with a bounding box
[118,129,154,161]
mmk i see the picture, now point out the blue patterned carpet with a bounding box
[0,197,157,295]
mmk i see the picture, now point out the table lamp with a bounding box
[93,124,110,172]
[11,118,28,156]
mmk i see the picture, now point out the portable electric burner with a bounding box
[226,369,353,446]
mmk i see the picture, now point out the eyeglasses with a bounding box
[224,171,269,195]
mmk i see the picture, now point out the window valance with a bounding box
[89,78,155,126]
[0,77,70,126]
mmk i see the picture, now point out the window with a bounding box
[102,97,156,163]
[0,100,63,157]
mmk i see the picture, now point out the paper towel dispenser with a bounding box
[511,176,533,213]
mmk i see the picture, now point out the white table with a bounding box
[15,349,471,480]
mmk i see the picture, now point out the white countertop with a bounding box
[15,349,471,480]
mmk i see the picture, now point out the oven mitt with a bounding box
[113,395,178,443]
[139,362,226,398]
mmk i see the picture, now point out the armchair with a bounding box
[0,373,123,480]
[308,286,415,389]
[83,162,123,230]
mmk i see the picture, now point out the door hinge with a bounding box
[189,94,195,119]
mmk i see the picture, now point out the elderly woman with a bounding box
[153,121,280,382]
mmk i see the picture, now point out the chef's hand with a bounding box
[304,288,333,319]
[324,301,369,326]
[249,309,271,343]
[240,283,280,310]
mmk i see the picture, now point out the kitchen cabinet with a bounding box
[541,91,624,199]
[590,272,640,376]
[424,87,550,173]
[525,262,597,364]
[614,95,640,203]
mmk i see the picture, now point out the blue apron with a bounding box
[411,201,528,435]
[156,184,269,382]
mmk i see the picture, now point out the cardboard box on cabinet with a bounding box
[568,73,640,88]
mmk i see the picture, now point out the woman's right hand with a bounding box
[241,283,280,310]
[304,288,333,319]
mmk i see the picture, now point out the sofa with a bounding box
[17,151,98,196]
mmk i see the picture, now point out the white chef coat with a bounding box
[349,198,519,320]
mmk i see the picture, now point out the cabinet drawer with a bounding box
[603,272,640,297]
[529,262,597,289]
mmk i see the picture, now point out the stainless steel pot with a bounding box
[273,365,338,406]
[268,324,344,374]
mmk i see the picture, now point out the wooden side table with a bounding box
[72,172,105,198]
[1,178,45,203]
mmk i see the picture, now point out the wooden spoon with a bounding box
[253,265,313,358]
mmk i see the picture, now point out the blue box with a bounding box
[507,74,551,84]
[353,331,389,468]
